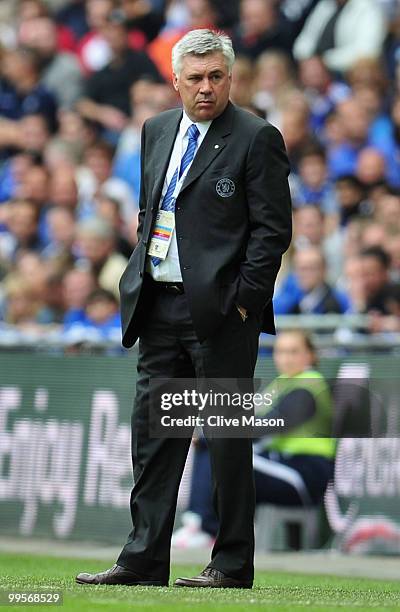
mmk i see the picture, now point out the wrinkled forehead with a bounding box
[179,51,230,75]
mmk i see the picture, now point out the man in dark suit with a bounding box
[76,28,292,589]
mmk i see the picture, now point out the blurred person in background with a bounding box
[94,193,135,256]
[41,206,76,264]
[251,50,296,125]
[293,0,387,74]
[112,78,177,202]
[17,163,52,245]
[121,0,165,43]
[62,265,97,325]
[1,273,42,327]
[387,234,400,283]
[293,205,343,283]
[298,56,350,136]
[56,0,89,42]
[78,140,137,226]
[369,94,400,188]
[0,46,57,150]
[334,174,372,227]
[290,142,339,219]
[360,245,400,316]
[20,114,51,154]
[2,198,44,261]
[356,147,387,188]
[280,97,311,170]
[75,216,127,298]
[16,0,77,52]
[45,109,96,167]
[231,0,292,61]
[374,189,400,236]
[274,246,351,315]
[172,329,335,551]
[48,164,80,214]
[228,55,254,108]
[19,16,84,109]
[327,97,387,180]
[63,286,121,341]
[78,7,163,142]
[147,0,220,80]
[76,0,115,74]
[339,254,366,313]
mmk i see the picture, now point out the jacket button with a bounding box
[176,206,181,211]
[139,271,143,277]
[183,266,191,270]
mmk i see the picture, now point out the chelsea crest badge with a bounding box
[216,178,235,198]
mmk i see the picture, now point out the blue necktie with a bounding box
[151,123,200,266]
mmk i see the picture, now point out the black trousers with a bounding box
[116,283,262,584]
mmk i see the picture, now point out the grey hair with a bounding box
[172,29,235,75]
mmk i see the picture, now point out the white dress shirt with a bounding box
[146,111,212,282]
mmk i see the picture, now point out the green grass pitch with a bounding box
[1,552,400,611]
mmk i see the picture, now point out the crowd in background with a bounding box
[0,0,399,345]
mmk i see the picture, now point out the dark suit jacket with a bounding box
[119,101,292,348]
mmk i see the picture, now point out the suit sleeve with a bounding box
[136,121,147,244]
[236,124,292,313]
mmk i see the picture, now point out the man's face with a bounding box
[173,52,231,122]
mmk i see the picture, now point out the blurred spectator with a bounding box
[229,55,254,108]
[293,0,387,74]
[334,175,372,227]
[20,16,84,109]
[94,193,134,257]
[370,95,400,188]
[42,206,76,263]
[298,56,350,135]
[356,147,386,187]
[327,97,385,179]
[3,198,44,260]
[56,0,89,42]
[360,245,400,315]
[84,287,120,331]
[293,205,343,283]
[290,142,339,218]
[274,246,351,314]
[113,78,177,203]
[16,0,77,52]
[75,216,127,298]
[78,8,162,142]
[62,266,97,325]
[375,189,400,236]
[2,273,42,327]
[63,287,121,341]
[78,140,137,228]
[147,0,219,81]
[251,50,295,124]
[121,0,165,43]
[76,0,115,73]
[0,46,57,150]
[231,0,292,61]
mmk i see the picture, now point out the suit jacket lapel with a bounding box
[150,109,182,207]
[180,101,234,194]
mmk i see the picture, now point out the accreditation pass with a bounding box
[148,210,175,260]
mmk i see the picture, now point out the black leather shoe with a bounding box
[174,566,252,589]
[75,564,167,586]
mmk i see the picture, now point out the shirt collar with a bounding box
[180,110,212,139]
